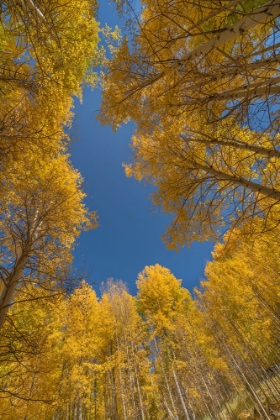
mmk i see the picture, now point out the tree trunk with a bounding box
[181,133,280,159]
[172,366,192,420]
[194,161,280,201]
[0,253,28,329]
[142,0,280,88]
[210,75,280,101]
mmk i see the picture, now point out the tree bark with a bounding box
[209,75,280,101]
[194,161,280,201]
[141,0,280,88]
[181,133,280,159]
[0,253,28,329]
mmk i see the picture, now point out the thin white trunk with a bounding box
[116,333,128,420]
[129,339,145,420]
[181,133,280,159]
[135,374,145,420]
[22,0,46,21]
[119,299,146,420]
[220,336,271,420]
[250,41,280,58]
[195,161,280,201]
[193,55,280,88]
[153,339,179,420]
[141,0,280,87]
[119,303,138,417]
[172,367,191,420]
[163,398,177,420]
[211,75,280,100]
[174,74,280,105]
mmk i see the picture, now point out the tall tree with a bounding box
[0,149,97,329]
[101,0,280,131]
[124,124,280,248]
[100,0,280,246]
[0,284,65,418]
[136,264,229,419]
[0,0,102,329]
[99,281,152,420]
[0,0,101,159]
[198,223,280,417]
[52,281,101,419]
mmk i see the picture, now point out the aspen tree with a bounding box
[101,0,280,131]
[0,285,65,418]
[124,124,280,247]
[99,281,152,420]
[53,282,101,419]
[0,150,97,329]
[0,0,101,328]
[137,265,200,419]
[101,0,280,245]
[198,223,280,417]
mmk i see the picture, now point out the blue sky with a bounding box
[69,1,214,296]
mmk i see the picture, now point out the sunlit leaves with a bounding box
[101,0,280,247]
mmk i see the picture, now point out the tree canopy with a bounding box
[1,251,280,418]
[101,0,280,246]
[0,0,101,328]
[0,1,280,418]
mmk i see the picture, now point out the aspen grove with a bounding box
[1,0,280,419]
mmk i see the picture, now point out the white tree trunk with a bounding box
[145,0,280,86]
[193,56,280,89]
[23,0,46,21]
[181,133,280,159]
[172,366,192,420]
[211,75,280,100]
[195,161,280,201]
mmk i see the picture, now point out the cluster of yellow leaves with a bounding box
[1,240,280,419]
[125,121,280,248]
[101,0,280,247]
[201,221,280,366]
[0,0,103,329]
[101,0,276,127]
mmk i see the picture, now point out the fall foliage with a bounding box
[0,0,101,328]
[1,253,280,418]
[0,0,280,418]
[101,0,280,246]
